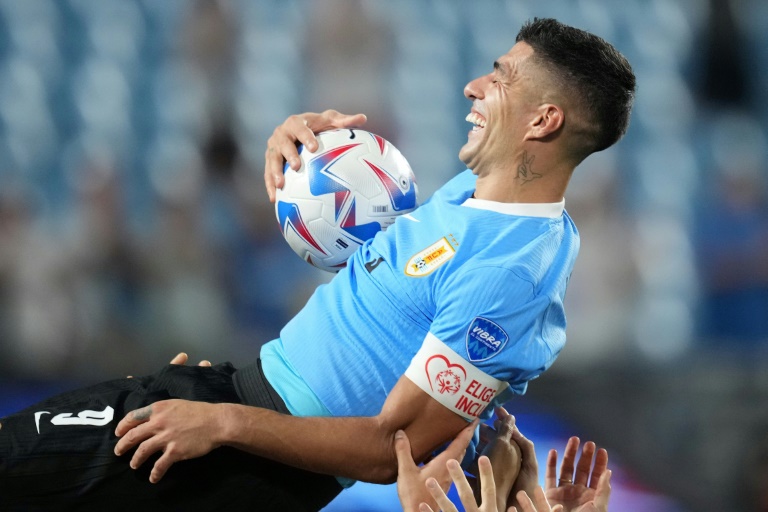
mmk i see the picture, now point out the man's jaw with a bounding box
[460,108,488,169]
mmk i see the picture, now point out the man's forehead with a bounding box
[495,42,534,75]
[500,42,534,64]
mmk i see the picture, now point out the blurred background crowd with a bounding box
[0,0,766,510]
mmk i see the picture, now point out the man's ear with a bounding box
[525,104,564,141]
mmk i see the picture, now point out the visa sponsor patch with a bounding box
[466,317,509,362]
[405,237,456,277]
[405,333,508,420]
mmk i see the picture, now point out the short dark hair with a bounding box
[516,18,636,155]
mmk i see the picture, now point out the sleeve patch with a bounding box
[405,333,509,420]
[465,317,509,362]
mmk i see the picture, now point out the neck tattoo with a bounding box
[515,150,542,184]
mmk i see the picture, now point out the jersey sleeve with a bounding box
[429,265,562,392]
[404,265,565,421]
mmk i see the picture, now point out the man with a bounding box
[0,18,635,512]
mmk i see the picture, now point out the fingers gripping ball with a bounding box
[275,129,419,272]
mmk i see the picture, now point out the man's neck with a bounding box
[472,151,572,203]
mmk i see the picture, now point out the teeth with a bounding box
[464,112,486,128]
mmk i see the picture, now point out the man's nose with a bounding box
[464,75,487,100]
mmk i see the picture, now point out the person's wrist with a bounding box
[489,446,521,492]
[215,403,241,447]
[494,476,515,511]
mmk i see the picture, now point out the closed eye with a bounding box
[492,60,511,83]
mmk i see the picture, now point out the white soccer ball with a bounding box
[275,128,418,272]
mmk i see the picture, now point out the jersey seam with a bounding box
[455,264,537,291]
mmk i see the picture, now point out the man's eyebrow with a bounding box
[493,61,511,78]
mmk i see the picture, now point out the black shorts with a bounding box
[0,362,342,512]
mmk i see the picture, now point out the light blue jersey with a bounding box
[264,169,579,433]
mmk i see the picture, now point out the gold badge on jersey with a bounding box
[405,237,456,277]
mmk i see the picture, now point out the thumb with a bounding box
[334,112,368,128]
[511,426,537,467]
[394,430,416,474]
[310,111,368,133]
[495,413,516,442]
[440,419,478,463]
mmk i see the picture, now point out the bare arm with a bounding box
[114,374,469,484]
[222,375,469,482]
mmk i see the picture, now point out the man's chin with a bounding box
[458,146,478,170]
[459,141,472,160]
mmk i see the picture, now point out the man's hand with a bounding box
[264,110,367,202]
[511,487,564,512]
[421,455,505,512]
[544,437,611,512]
[395,421,477,512]
[479,407,522,511]
[168,352,211,367]
[113,399,225,483]
[510,465,611,512]
[127,353,211,378]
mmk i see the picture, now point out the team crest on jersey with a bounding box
[405,237,456,277]
[466,317,509,362]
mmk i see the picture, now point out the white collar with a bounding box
[461,197,565,218]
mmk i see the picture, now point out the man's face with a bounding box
[459,42,539,172]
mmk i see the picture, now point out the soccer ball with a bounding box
[275,128,418,272]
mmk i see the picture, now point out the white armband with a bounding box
[405,333,509,420]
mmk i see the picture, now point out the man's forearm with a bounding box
[114,376,469,485]
[218,403,399,483]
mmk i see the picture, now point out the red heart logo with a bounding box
[425,355,467,395]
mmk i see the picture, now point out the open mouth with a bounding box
[465,112,487,131]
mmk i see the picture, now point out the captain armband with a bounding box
[404,333,509,420]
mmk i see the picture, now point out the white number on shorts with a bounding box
[35,406,115,434]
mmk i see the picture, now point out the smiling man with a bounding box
[0,18,635,512]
